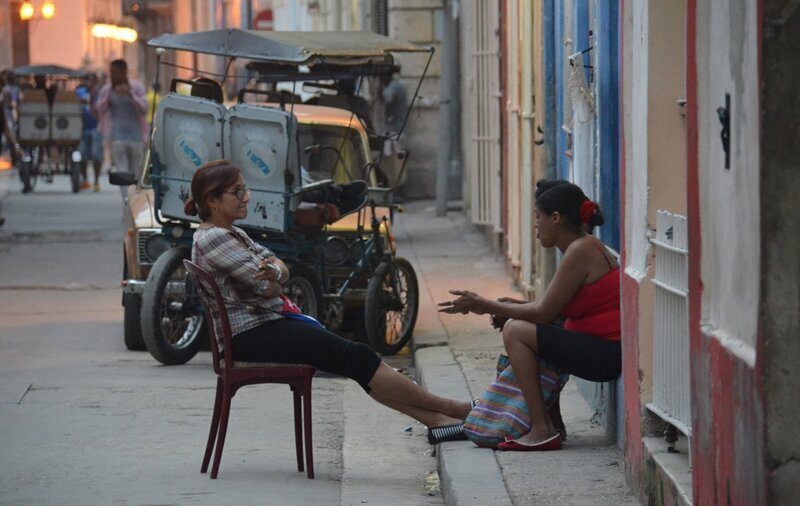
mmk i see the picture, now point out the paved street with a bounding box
[0,171,443,505]
[0,166,638,505]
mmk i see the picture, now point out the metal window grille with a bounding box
[469,0,501,228]
[647,210,691,437]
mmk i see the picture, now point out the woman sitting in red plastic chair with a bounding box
[185,160,471,445]
[438,180,621,451]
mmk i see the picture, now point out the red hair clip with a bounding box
[579,200,597,224]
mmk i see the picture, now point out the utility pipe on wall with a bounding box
[436,1,460,216]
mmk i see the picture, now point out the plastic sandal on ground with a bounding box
[496,433,562,452]
[427,423,468,444]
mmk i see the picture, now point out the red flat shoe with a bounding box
[496,434,562,452]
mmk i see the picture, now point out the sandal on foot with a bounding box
[427,423,468,444]
[496,434,562,452]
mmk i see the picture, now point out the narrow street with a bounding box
[0,172,443,505]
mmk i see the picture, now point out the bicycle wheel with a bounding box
[364,257,419,355]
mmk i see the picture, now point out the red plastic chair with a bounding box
[183,259,316,479]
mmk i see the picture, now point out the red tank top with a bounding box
[561,243,621,342]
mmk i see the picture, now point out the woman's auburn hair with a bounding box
[183,160,241,220]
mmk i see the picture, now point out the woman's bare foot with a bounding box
[513,426,559,446]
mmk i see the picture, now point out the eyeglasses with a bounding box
[224,186,250,201]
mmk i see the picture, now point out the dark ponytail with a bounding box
[534,179,604,232]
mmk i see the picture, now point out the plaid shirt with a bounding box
[192,226,284,349]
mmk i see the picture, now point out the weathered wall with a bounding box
[761,0,800,501]
[689,0,765,504]
[697,0,760,356]
[0,0,13,69]
[28,0,87,69]
[624,0,649,280]
[620,0,647,488]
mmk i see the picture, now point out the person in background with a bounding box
[1,70,20,129]
[378,66,408,188]
[95,59,148,195]
[0,76,23,223]
[439,180,620,452]
[76,73,103,192]
[33,75,57,106]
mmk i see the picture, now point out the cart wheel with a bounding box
[141,246,206,365]
[364,257,419,355]
[123,292,145,351]
[69,158,81,193]
[284,264,322,321]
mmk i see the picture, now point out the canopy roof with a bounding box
[148,29,429,65]
[13,64,88,78]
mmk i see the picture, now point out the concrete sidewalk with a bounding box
[394,201,638,506]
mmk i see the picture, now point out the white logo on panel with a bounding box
[240,142,279,180]
[173,118,209,170]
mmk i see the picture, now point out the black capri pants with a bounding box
[536,324,621,382]
[233,318,382,393]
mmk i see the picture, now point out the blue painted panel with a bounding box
[597,0,620,252]
[554,0,569,179]
[543,0,558,179]
[573,0,592,83]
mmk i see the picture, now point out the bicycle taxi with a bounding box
[14,64,87,193]
[123,29,433,365]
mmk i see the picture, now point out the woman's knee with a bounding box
[502,319,538,352]
[343,341,382,391]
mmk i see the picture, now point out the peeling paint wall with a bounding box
[689,0,766,503]
[696,0,760,357]
[624,0,649,281]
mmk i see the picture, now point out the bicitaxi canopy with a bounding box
[147,29,430,66]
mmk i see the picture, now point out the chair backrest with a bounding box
[183,259,232,374]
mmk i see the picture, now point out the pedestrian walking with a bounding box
[95,60,148,196]
[76,72,103,192]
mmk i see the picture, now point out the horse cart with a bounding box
[113,30,432,365]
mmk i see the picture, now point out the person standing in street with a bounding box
[76,73,103,191]
[95,60,148,194]
[379,66,409,188]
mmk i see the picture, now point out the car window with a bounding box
[297,124,367,184]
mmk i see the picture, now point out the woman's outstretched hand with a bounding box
[438,290,487,315]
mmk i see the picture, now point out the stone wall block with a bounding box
[390,10,434,43]
[393,42,441,78]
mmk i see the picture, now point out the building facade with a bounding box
[452,0,799,504]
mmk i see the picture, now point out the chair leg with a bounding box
[303,380,314,479]
[202,378,224,474]
[293,387,304,472]
[210,388,233,479]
